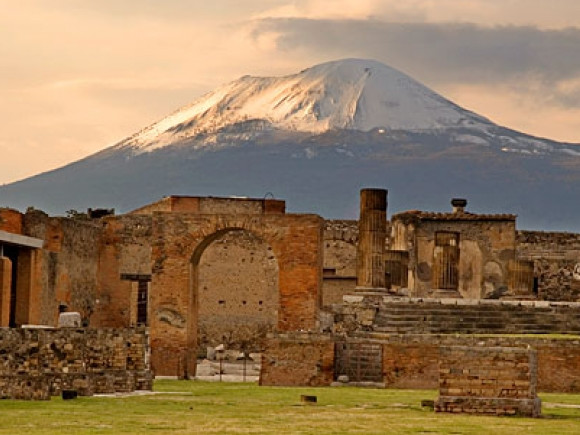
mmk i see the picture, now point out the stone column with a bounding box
[356,189,387,291]
[0,256,12,327]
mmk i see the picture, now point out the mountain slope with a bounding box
[1,59,580,231]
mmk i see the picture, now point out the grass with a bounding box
[0,381,578,434]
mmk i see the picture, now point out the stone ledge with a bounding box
[435,396,542,417]
[343,295,580,308]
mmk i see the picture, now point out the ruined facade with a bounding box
[390,200,533,299]
[0,196,322,377]
[2,190,580,382]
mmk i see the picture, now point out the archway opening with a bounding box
[191,228,279,376]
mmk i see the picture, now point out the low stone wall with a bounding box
[260,333,334,387]
[262,332,580,393]
[0,327,151,400]
[435,346,541,417]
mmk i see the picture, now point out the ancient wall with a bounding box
[21,211,102,326]
[517,231,580,301]
[97,215,153,327]
[0,208,23,234]
[382,341,439,389]
[260,333,334,386]
[392,218,517,299]
[130,196,285,216]
[0,327,151,400]
[436,346,541,417]
[197,230,279,354]
[322,220,358,305]
[381,335,580,393]
[262,332,580,393]
[149,212,323,377]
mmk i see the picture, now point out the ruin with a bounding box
[1,188,580,405]
[435,346,541,417]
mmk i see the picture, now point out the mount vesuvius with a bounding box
[1,59,579,230]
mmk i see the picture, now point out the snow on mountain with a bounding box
[121,59,490,153]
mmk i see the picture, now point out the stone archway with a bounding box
[149,213,323,377]
[192,228,279,359]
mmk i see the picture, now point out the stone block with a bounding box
[58,312,82,328]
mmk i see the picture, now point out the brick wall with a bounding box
[97,215,153,327]
[198,230,278,353]
[149,212,323,377]
[262,332,580,393]
[0,208,23,234]
[435,346,541,417]
[22,211,102,326]
[0,327,151,400]
[260,333,334,386]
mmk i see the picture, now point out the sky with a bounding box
[2,0,580,184]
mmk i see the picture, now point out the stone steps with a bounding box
[368,302,580,334]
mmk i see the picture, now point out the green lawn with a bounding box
[0,381,578,434]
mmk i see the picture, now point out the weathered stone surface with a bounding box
[263,331,580,393]
[517,230,580,301]
[58,312,82,327]
[260,333,334,387]
[0,327,151,400]
[435,346,541,417]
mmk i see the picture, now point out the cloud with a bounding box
[257,0,580,28]
[252,18,580,107]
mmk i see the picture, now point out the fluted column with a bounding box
[356,188,387,290]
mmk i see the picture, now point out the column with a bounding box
[356,188,387,290]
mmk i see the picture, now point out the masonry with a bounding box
[517,230,580,300]
[0,196,324,378]
[0,327,151,400]
[3,190,580,383]
[435,346,541,417]
[260,331,580,393]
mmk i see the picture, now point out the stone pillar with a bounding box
[356,189,387,291]
[0,256,12,327]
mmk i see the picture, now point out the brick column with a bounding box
[356,189,387,290]
[0,256,12,327]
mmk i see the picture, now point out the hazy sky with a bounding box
[2,0,580,184]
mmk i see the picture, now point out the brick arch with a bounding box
[149,213,323,377]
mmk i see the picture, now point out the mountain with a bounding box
[1,59,580,231]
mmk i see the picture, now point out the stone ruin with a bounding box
[436,346,541,417]
[0,327,151,400]
[2,187,580,411]
[260,188,580,417]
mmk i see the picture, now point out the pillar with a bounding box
[356,188,387,290]
[0,256,12,327]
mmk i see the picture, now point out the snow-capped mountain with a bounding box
[1,59,580,230]
[120,59,489,153]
